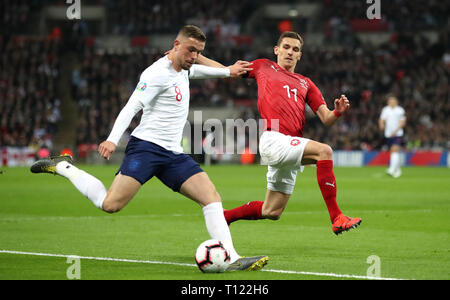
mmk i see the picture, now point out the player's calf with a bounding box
[261,190,289,221]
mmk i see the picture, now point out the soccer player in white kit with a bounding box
[31,25,268,271]
[379,95,406,178]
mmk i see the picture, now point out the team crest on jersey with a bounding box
[299,79,308,90]
[136,81,147,91]
[291,139,301,146]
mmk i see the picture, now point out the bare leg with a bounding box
[55,160,141,214]
[262,189,290,220]
[101,173,141,213]
[179,172,221,206]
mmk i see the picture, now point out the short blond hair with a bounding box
[177,25,206,42]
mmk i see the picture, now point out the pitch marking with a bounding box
[0,249,407,280]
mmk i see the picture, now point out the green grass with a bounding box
[0,165,449,280]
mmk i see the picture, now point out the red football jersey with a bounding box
[247,59,326,137]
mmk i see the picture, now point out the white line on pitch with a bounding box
[0,250,407,280]
[0,250,195,267]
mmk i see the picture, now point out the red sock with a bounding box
[316,160,342,222]
[224,201,264,224]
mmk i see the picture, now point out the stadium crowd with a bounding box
[300,30,450,150]
[70,31,449,151]
[106,0,262,36]
[1,0,449,155]
[0,36,62,150]
[322,0,449,32]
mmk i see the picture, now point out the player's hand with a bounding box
[228,60,253,78]
[98,141,116,160]
[334,94,350,115]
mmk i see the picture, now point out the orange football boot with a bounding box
[332,214,362,235]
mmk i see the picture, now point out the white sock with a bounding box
[391,152,400,172]
[56,161,106,210]
[202,202,240,262]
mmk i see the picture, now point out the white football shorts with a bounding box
[259,131,310,195]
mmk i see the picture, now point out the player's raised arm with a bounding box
[316,94,350,127]
[228,60,253,77]
[192,54,253,78]
[196,54,226,68]
[189,61,252,79]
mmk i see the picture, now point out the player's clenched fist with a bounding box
[228,60,253,77]
[98,140,116,160]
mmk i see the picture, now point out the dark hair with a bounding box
[277,31,303,47]
[178,25,207,42]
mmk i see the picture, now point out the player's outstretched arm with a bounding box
[195,54,252,78]
[164,49,252,77]
[189,61,252,79]
[196,54,226,68]
[316,94,350,126]
[228,60,253,77]
[164,51,226,68]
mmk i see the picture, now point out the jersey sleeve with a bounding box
[134,70,168,106]
[245,59,266,79]
[106,90,144,145]
[380,107,387,120]
[399,107,406,120]
[189,64,230,79]
[106,70,167,144]
[305,78,326,113]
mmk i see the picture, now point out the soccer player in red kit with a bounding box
[199,31,361,235]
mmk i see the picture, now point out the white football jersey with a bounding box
[107,55,229,153]
[380,105,406,138]
[131,56,191,153]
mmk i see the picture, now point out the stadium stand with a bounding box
[1,0,449,165]
[0,36,62,150]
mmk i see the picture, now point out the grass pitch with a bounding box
[0,164,449,280]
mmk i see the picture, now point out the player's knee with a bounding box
[208,189,222,205]
[318,144,333,160]
[266,212,282,220]
[102,201,123,214]
[201,187,222,207]
[262,208,282,220]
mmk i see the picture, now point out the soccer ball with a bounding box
[195,239,231,273]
